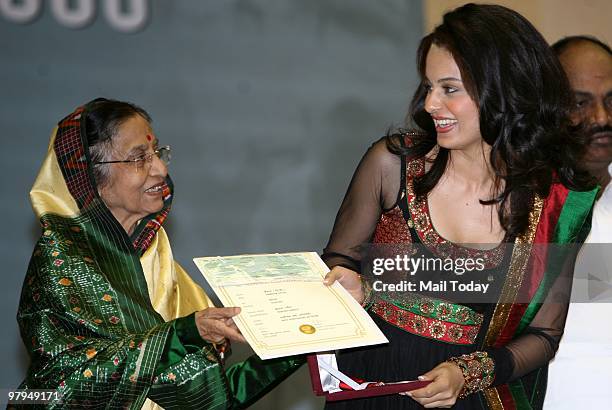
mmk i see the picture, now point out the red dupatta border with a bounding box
[491,184,568,348]
[494,185,569,347]
[483,184,597,409]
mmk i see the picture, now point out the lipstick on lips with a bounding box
[432,117,458,133]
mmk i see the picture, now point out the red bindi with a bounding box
[146,134,152,141]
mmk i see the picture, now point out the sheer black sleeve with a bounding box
[488,246,579,385]
[322,138,402,273]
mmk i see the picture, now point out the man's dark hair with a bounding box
[552,35,612,56]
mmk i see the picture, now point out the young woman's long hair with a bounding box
[389,3,594,238]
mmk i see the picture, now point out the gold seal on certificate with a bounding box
[300,324,316,334]
[193,252,388,359]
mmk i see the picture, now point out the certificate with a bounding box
[193,252,388,360]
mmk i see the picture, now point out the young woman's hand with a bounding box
[323,266,364,304]
[402,361,464,408]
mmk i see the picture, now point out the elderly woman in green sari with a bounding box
[18,98,302,409]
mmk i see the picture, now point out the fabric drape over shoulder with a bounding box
[18,105,302,409]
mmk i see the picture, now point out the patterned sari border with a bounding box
[483,387,507,410]
[494,186,568,345]
[484,195,543,348]
[404,158,506,268]
[378,294,483,326]
[371,299,482,345]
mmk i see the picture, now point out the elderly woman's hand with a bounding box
[195,307,246,344]
[402,362,464,408]
[323,266,364,304]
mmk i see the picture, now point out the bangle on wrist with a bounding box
[447,351,494,398]
[360,276,374,308]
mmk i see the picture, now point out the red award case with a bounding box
[308,354,431,401]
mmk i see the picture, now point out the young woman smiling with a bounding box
[322,4,597,409]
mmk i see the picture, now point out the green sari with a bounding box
[17,104,302,409]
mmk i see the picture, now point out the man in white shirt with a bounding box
[546,36,612,409]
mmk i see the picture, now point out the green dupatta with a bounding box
[481,186,597,409]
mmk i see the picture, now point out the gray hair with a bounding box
[89,140,114,189]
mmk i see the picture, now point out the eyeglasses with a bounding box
[94,146,171,170]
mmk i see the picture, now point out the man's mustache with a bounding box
[586,124,612,138]
[571,123,612,141]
